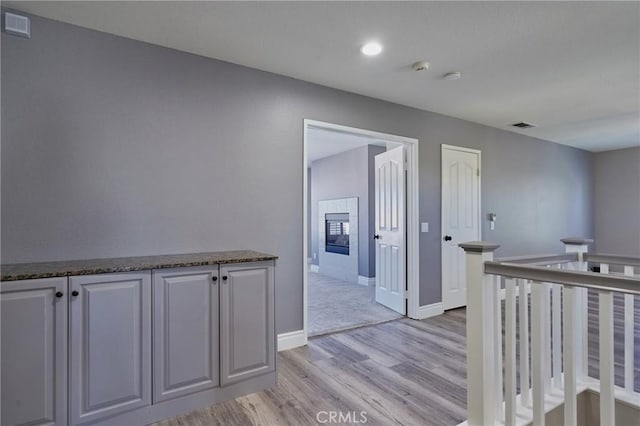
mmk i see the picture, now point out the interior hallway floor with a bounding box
[307,270,403,336]
[155,294,639,426]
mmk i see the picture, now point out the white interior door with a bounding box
[441,145,481,310]
[374,146,406,314]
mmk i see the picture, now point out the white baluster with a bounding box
[495,275,504,422]
[532,281,546,426]
[624,265,635,394]
[552,283,562,389]
[505,278,517,426]
[543,282,552,387]
[599,288,615,426]
[519,279,531,407]
[563,286,579,426]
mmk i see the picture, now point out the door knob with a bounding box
[373,234,381,240]
[212,276,218,282]
[222,276,228,281]
[443,235,453,241]
[71,290,79,297]
[55,291,63,298]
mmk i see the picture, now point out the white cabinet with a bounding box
[69,272,151,425]
[1,278,68,426]
[152,267,219,402]
[1,257,276,426]
[220,262,275,386]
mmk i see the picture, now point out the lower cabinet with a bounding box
[0,277,68,426]
[69,272,152,425]
[152,267,219,402]
[220,262,276,385]
[1,260,276,426]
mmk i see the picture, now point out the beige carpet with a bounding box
[308,270,403,336]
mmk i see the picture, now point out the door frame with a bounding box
[303,119,420,342]
[440,144,482,309]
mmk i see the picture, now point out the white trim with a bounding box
[416,302,444,319]
[441,144,482,310]
[358,276,376,286]
[303,119,421,342]
[309,264,319,273]
[277,329,307,352]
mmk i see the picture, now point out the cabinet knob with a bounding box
[222,276,228,281]
[55,291,63,298]
[71,290,79,297]
[212,276,218,282]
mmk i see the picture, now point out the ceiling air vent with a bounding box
[512,122,535,129]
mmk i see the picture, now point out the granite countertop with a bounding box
[1,250,278,282]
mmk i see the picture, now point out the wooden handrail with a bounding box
[495,253,578,265]
[585,253,640,268]
[484,261,640,295]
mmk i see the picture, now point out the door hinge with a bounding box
[404,289,409,299]
[477,168,480,177]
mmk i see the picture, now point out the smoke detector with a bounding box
[443,71,462,80]
[412,61,431,72]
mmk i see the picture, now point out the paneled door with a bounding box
[69,272,151,425]
[374,146,406,314]
[152,267,219,402]
[441,144,481,310]
[220,262,275,386]
[1,277,68,426]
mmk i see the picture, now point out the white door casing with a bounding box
[375,145,406,314]
[441,144,481,310]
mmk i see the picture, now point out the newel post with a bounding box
[561,237,593,381]
[561,237,593,271]
[459,241,501,426]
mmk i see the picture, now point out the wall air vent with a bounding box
[512,122,535,129]
[3,12,31,38]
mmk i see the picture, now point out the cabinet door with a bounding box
[153,267,219,402]
[1,278,67,426]
[220,262,275,386]
[69,272,151,425]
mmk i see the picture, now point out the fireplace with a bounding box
[325,213,350,255]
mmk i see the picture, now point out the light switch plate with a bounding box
[421,222,429,233]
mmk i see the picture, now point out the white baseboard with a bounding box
[309,264,319,273]
[416,302,444,320]
[277,329,307,351]
[357,275,375,286]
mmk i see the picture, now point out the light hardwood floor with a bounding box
[156,294,639,426]
[155,309,468,426]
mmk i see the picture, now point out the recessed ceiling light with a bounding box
[443,71,462,80]
[361,42,383,56]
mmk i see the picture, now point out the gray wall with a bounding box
[594,147,640,256]
[1,12,594,332]
[310,145,385,278]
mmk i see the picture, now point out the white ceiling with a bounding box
[307,127,386,166]
[6,1,640,152]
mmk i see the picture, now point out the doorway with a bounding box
[441,144,481,310]
[303,120,419,340]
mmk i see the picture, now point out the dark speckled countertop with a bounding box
[1,250,277,282]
